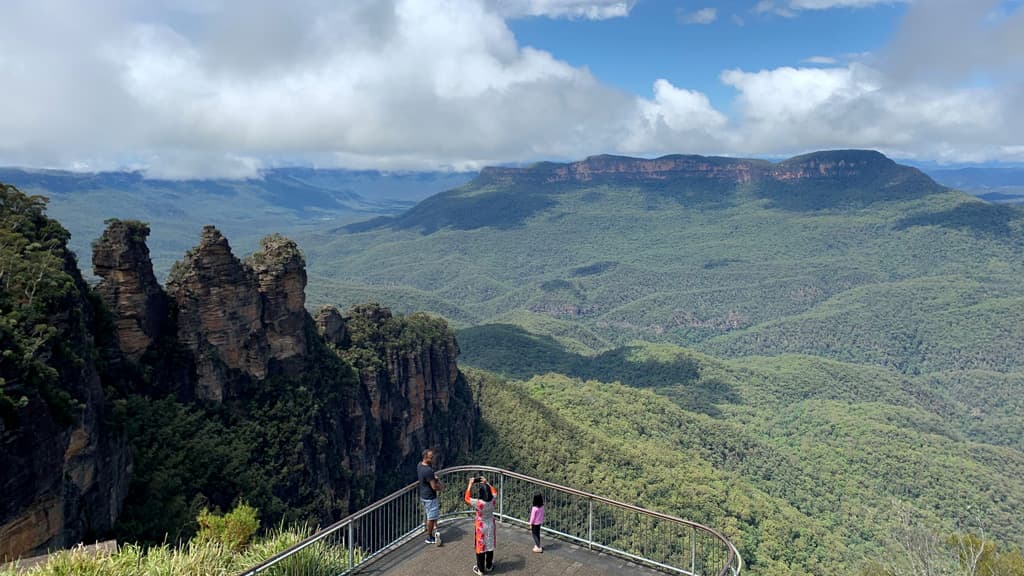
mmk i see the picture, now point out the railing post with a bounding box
[691,525,696,575]
[499,473,505,520]
[348,522,355,571]
[588,497,593,550]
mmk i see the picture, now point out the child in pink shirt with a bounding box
[529,493,545,553]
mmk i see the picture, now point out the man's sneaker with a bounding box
[473,566,483,575]
[424,537,436,545]
[434,531,443,546]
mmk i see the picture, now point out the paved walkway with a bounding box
[357,518,663,576]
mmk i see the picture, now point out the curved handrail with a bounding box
[238,465,742,576]
[442,465,742,576]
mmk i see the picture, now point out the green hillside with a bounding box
[467,341,1024,575]
[302,151,1024,374]
[8,150,1023,573]
[299,151,1024,573]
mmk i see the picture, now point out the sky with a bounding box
[0,0,1021,178]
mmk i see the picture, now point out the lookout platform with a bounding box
[238,466,741,576]
[358,517,661,576]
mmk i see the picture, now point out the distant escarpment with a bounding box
[478,154,772,184]
[1,185,475,559]
[476,150,930,187]
[349,150,944,234]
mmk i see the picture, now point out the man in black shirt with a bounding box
[418,448,444,544]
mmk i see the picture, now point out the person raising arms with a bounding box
[465,475,498,574]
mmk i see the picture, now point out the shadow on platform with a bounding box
[357,517,663,576]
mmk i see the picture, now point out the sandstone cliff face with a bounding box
[479,155,771,185]
[165,226,268,402]
[103,222,474,514]
[769,150,900,181]
[247,235,308,365]
[1,219,130,561]
[4,214,476,560]
[548,154,771,184]
[321,304,474,493]
[476,150,936,189]
[92,220,169,362]
[315,305,349,348]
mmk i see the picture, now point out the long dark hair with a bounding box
[476,482,493,502]
[533,493,544,508]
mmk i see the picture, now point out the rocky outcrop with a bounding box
[478,155,771,185]
[315,305,349,348]
[3,211,476,560]
[92,220,169,362]
[329,304,473,491]
[165,226,268,402]
[769,150,903,181]
[550,154,771,184]
[136,224,474,498]
[247,234,308,364]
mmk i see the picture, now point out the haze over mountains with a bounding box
[0,167,473,279]
[927,167,1024,204]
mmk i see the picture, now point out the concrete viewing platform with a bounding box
[358,518,663,576]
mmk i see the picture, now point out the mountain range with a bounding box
[927,167,1024,204]
[3,149,1024,575]
[0,167,473,280]
[293,149,1024,573]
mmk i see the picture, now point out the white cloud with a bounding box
[719,63,1020,161]
[803,56,839,65]
[489,0,634,19]
[753,1,797,17]
[623,79,730,152]
[0,0,640,177]
[680,7,718,24]
[0,0,1021,177]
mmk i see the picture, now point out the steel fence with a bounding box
[238,465,741,576]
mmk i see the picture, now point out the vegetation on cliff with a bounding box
[0,183,90,426]
[110,320,362,545]
[2,185,475,563]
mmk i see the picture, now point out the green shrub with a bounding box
[194,503,260,552]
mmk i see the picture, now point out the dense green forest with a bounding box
[111,324,362,546]
[300,158,1024,374]
[469,359,1024,575]
[292,155,1024,574]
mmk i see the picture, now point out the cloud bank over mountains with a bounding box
[0,0,1020,178]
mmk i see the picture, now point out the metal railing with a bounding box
[238,465,742,576]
